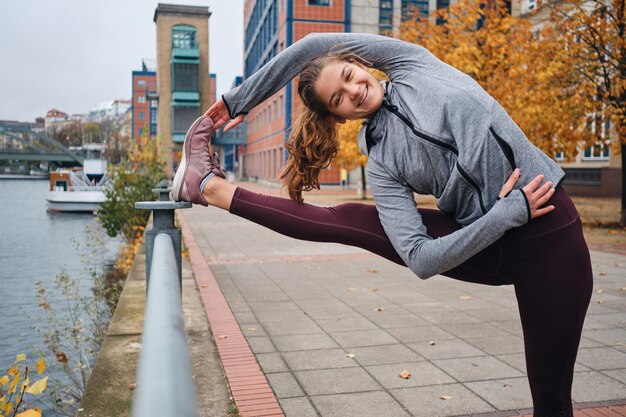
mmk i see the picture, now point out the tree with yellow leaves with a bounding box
[400,0,595,158]
[1,354,47,417]
[549,0,626,224]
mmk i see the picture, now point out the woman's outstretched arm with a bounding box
[214,33,432,121]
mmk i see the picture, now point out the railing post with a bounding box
[135,183,191,291]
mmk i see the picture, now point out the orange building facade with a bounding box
[241,0,352,184]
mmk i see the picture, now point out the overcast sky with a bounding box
[0,0,244,123]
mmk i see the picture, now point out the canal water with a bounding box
[0,179,120,414]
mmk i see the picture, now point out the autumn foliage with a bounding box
[399,0,596,157]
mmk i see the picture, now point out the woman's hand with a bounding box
[499,168,556,219]
[204,99,245,132]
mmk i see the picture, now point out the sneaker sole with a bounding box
[172,116,211,201]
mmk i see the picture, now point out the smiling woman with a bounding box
[174,32,593,417]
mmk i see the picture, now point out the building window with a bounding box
[173,106,200,133]
[308,0,331,5]
[402,0,429,18]
[173,63,199,91]
[138,80,146,87]
[380,1,393,32]
[583,142,610,160]
[554,151,565,161]
[139,112,145,119]
[172,25,197,49]
[138,128,144,136]
[138,96,146,103]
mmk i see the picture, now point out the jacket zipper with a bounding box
[382,101,487,214]
[490,127,516,170]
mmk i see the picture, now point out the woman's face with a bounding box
[314,60,384,122]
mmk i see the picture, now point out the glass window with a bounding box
[583,142,610,160]
[173,106,200,133]
[402,0,429,17]
[308,0,331,6]
[138,80,146,87]
[139,112,145,120]
[172,27,197,49]
[138,96,146,103]
[173,63,199,91]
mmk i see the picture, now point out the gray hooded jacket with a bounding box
[223,32,565,279]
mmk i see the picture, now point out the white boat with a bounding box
[46,144,108,213]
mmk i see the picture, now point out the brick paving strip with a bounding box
[177,206,626,417]
[178,211,286,417]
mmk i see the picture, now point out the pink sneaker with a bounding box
[171,116,226,206]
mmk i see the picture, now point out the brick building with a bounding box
[131,60,157,142]
[240,0,501,185]
[154,3,213,175]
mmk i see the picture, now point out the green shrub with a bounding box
[98,134,165,240]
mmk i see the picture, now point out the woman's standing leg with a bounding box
[500,192,593,417]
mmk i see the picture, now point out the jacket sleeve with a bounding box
[368,159,529,279]
[222,33,431,118]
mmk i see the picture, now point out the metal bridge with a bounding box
[0,121,84,164]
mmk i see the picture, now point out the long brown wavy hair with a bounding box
[279,50,371,203]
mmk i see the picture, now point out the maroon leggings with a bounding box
[229,187,593,417]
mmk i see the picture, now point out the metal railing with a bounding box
[131,182,197,417]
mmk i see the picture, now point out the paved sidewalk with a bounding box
[181,185,626,417]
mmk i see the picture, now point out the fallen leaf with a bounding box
[369,288,379,292]
[375,307,385,312]
[15,409,41,417]
[596,289,604,294]
[0,375,8,386]
[429,341,436,346]
[347,288,356,292]
[459,295,472,301]
[15,354,26,362]
[346,353,355,359]
[129,383,137,390]
[8,367,18,377]
[36,358,45,375]
[502,383,512,388]
[599,272,607,276]
[609,230,618,235]
[218,335,228,339]
[25,376,47,395]
[247,328,257,332]
[200,285,208,288]
[367,269,379,273]
[619,287,626,292]
[597,300,605,304]
[399,369,411,379]
[615,263,624,267]
[440,395,453,400]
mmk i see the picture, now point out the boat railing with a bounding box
[132,182,195,417]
